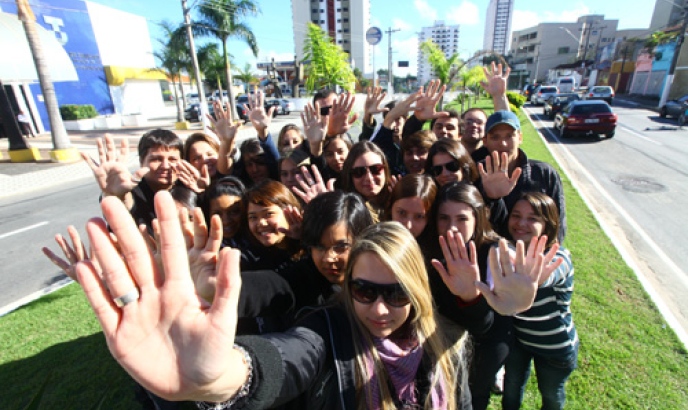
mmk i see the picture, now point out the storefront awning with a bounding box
[0,12,78,82]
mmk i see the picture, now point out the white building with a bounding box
[483,0,514,56]
[417,21,460,86]
[291,0,370,74]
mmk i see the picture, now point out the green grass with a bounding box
[1,99,687,409]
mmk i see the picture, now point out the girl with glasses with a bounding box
[425,139,479,187]
[341,141,392,223]
[75,194,551,410]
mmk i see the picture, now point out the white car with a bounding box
[585,86,615,105]
[532,85,559,106]
[279,99,295,114]
[186,93,199,104]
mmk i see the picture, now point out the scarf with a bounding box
[363,336,448,409]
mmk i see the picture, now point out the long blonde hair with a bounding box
[343,222,467,410]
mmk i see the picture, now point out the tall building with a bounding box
[292,0,370,74]
[483,0,514,56]
[417,21,460,85]
[649,0,688,32]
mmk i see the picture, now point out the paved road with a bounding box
[523,101,688,344]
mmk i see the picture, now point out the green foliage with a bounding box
[302,23,355,92]
[644,31,678,51]
[420,40,462,87]
[59,105,98,121]
[506,91,527,108]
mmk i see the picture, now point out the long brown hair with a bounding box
[341,141,391,207]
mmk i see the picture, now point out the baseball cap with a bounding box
[485,111,521,134]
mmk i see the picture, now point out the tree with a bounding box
[154,21,189,121]
[233,63,259,94]
[303,23,356,92]
[457,65,485,111]
[194,0,259,118]
[420,39,463,108]
[16,0,71,157]
[353,68,370,89]
[197,43,227,96]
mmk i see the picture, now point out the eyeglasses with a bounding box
[431,160,461,176]
[349,279,411,308]
[351,164,384,179]
[311,242,351,255]
[320,106,332,116]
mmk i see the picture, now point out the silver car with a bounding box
[585,86,615,105]
[532,85,559,106]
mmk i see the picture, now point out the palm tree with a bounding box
[197,43,227,98]
[16,0,71,157]
[154,21,189,122]
[193,0,259,118]
[233,63,258,94]
[420,39,463,109]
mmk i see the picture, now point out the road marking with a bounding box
[0,276,73,317]
[618,124,662,145]
[525,107,688,349]
[0,221,49,240]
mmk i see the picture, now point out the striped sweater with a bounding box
[513,247,578,358]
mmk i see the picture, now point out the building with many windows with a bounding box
[483,0,514,56]
[417,21,460,86]
[292,0,370,74]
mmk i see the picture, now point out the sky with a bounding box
[88,0,657,78]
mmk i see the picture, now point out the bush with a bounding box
[59,104,98,120]
[506,91,527,108]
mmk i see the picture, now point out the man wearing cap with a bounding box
[479,110,566,244]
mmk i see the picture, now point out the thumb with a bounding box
[348,113,359,125]
[475,281,493,301]
[133,167,150,181]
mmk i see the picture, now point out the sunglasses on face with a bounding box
[349,279,411,308]
[320,106,332,116]
[431,160,461,176]
[351,164,384,179]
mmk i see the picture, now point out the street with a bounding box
[523,100,688,342]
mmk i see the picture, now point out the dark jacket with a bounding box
[233,306,472,410]
[129,178,157,232]
[369,124,406,176]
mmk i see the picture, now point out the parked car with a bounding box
[210,90,229,103]
[186,93,200,104]
[522,83,539,100]
[555,77,577,93]
[279,99,295,115]
[585,86,615,105]
[531,85,559,105]
[543,93,580,120]
[554,100,617,139]
[264,99,282,116]
[184,102,248,123]
[659,94,688,119]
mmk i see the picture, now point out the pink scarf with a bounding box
[363,336,448,409]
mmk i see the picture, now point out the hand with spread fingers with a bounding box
[431,230,481,302]
[42,226,97,283]
[301,102,328,156]
[476,237,561,315]
[280,205,304,241]
[479,151,522,199]
[212,101,242,176]
[381,92,421,130]
[80,134,148,200]
[176,160,211,193]
[481,62,511,109]
[363,86,388,126]
[413,79,448,121]
[327,93,358,137]
[292,165,335,204]
[248,90,274,138]
[75,192,248,403]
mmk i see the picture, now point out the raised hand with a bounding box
[327,93,358,136]
[80,134,148,200]
[42,225,95,283]
[176,160,211,193]
[301,102,328,156]
[431,230,481,301]
[208,100,241,143]
[476,238,554,315]
[76,192,247,402]
[363,86,388,126]
[481,61,511,98]
[292,164,335,204]
[381,92,421,129]
[280,205,303,240]
[478,151,522,199]
[248,90,274,137]
[413,79,448,121]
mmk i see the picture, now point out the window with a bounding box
[558,47,570,55]
[343,28,349,33]
[343,18,348,22]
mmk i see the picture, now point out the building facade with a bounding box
[483,0,514,56]
[291,0,370,74]
[417,21,460,85]
[649,0,688,32]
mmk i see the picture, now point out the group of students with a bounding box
[44,63,578,410]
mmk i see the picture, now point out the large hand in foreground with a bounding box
[476,237,560,315]
[76,192,246,402]
[431,230,481,302]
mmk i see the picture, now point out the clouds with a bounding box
[512,4,592,32]
[446,1,480,26]
[414,0,437,21]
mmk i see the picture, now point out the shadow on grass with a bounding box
[0,332,137,409]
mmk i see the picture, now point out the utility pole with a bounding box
[181,0,210,130]
[386,27,400,95]
[580,18,594,86]
[659,3,688,107]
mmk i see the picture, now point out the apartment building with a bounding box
[483,0,514,56]
[417,20,460,85]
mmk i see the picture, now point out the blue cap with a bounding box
[485,110,521,133]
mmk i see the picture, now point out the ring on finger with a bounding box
[113,288,140,308]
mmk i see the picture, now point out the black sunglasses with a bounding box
[349,279,411,308]
[431,160,461,177]
[320,105,332,116]
[351,164,384,179]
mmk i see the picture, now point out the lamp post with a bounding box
[181,0,210,130]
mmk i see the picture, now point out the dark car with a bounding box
[184,103,248,123]
[659,94,688,120]
[522,83,539,100]
[554,100,617,139]
[543,93,580,120]
[264,99,282,116]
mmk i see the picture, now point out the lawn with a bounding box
[1,98,686,409]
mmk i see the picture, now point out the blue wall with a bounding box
[3,0,114,131]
